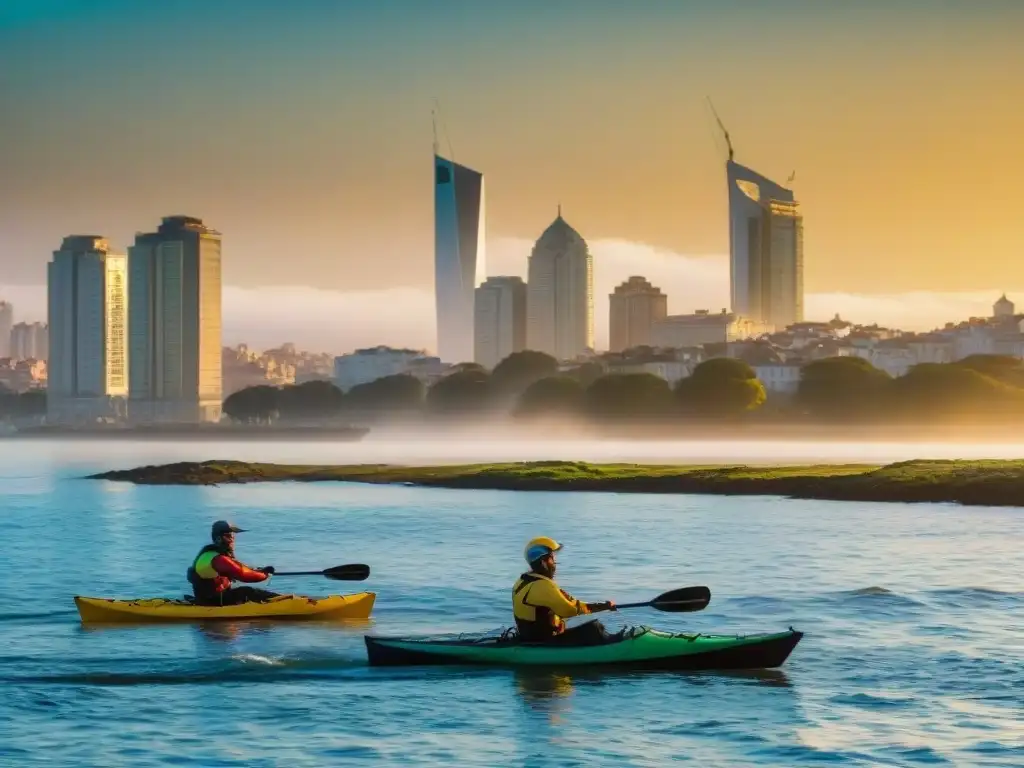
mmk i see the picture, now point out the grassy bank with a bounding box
[87,459,1024,507]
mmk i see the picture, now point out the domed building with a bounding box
[993,294,1015,318]
[526,209,594,360]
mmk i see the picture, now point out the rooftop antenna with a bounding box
[432,97,456,163]
[706,96,734,162]
[431,105,439,156]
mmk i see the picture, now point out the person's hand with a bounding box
[261,566,276,575]
[587,601,615,612]
[606,600,617,611]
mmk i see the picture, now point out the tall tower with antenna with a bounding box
[433,105,486,363]
[709,98,804,330]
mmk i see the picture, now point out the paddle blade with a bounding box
[322,564,371,581]
[648,585,711,613]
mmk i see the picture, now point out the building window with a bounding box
[436,165,451,184]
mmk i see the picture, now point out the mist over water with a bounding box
[27,431,1024,473]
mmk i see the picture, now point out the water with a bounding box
[2,439,1023,766]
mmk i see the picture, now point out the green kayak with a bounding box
[364,625,803,670]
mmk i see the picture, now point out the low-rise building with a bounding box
[652,310,767,348]
[333,346,444,391]
[0,358,47,392]
[753,362,803,395]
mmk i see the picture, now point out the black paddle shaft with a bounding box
[270,564,371,581]
[604,586,711,613]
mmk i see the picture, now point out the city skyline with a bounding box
[2,1,1022,299]
[4,244,1023,357]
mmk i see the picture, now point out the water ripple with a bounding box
[2,442,1024,766]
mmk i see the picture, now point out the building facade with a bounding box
[993,294,1015,318]
[435,153,486,364]
[526,212,594,361]
[0,301,12,358]
[334,346,434,391]
[728,160,804,330]
[609,276,668,352]
[651,309,765,348]
[9,322,48,361]
[474,276,526,369]
[46,236,128,422]
[127,216,223,423]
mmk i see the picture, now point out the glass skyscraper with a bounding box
[434,154,486,364]
[727,160,804,330]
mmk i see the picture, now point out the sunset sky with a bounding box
[2,0,1023,345]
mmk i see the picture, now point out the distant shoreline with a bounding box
[86,459,1024,508]
[2,426,369,441]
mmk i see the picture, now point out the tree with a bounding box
[223,385,279,424]
[564,361,605,387]
[426,369,493,414]
[796,356,891,420]
[675,358,766,417]
[491,350,559,395]
[514,376,585,418]
[585,373,674,420]
[953,355,1024,387]
[891,363,1024,419]
[277,380,345,421]
[345,374,425,413]
[449,362,486,373]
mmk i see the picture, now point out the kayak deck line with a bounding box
[73,592,376,624]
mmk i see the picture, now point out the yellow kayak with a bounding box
[74,592,376,624]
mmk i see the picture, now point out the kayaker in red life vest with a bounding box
[187,520,280,606]
[512,536,616,644]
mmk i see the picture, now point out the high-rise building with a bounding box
[10,322,48,360]
[526,211,594,360]
[609,276,668,352]
[727,160,804,330]
[46,236,128,422]
[474,276,527,369]
[434,153,486,363]
[0,301,12,358]
[127,215,223,423]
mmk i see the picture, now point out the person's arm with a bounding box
[525,580,591,619]
[212,554,270,583]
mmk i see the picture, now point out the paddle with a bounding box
[268,564,371,581]
[594,585,711,613]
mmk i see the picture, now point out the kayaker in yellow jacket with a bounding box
[513,536,615,644]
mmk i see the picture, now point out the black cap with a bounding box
[211,520,246,539]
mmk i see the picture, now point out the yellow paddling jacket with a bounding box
[513,572,591,640]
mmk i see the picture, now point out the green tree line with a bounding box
[224,351,1024,425]
[222,351,766,423]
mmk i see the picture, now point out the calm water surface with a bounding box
[1,439,1022,766]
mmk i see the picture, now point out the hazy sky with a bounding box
[2,0,1022,299]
